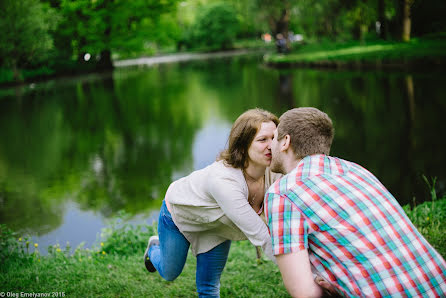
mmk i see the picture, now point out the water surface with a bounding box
[0,55,445,252]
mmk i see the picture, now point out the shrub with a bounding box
[190,2,240,50]
[97,211,156,256]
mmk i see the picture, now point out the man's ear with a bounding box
[281,135,291,152]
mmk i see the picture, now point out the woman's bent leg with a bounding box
[149,200,190,281]
[196,240,231,297]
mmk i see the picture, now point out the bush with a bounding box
[98,211,156,256]
[0,68,14,83]
[190,2,240,50]
[402,177,446,257]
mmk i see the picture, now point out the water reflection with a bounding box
[0,56,445,251]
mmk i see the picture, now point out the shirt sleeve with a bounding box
[266,191,309,255]
[208,173,275,262]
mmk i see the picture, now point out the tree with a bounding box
[0,0,59,81]
[377,0,388,39]
[191,2,240,50]
[411,0,446,36]
[345,1,377,42]
[227,0,266,38]
[255,0,292,49]
[400,0,413,41]
[59,0,180,70]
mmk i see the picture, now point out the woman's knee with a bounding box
[158,257,186,281]
[161,269,182,281]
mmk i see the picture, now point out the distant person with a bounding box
[265,107,446,297]
[143,109,282,297]
[262,33,272,43]
[276,33,287,54]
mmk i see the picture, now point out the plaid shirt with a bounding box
[265,154,446,297]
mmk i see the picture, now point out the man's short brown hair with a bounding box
[277,107,334,159]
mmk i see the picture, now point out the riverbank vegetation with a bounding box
[2,191,445,296]
[1,0,445,85]
[0,217,288,297]
[264,36,446,69]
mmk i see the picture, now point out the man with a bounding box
[265,107,446,297]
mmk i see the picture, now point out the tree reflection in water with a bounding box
[0,56,445,243]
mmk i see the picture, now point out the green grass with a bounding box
[0,216,287,297]
[1,192,445,297]
[403,198,446,257]
[265,38,446,66]
[402,177,446,257]
[232,38,275,51]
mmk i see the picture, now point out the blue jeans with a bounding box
[149,200,231,297]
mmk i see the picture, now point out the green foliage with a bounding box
[0,218,287,297]
[422,175,437,201]
[402,177,446,257]
[0,0,445,84]
[0,0,59,79]
[412,0,446,36]
[98,212,156,256]
[0,212,156,263]
[265,38,446,64]
[190,2,240,50]
[0,68,14,83]
[1,174,446,296]
[0,0,182,81]
[0,224,33,261]
[2,192,446,296]
[219,0,266,38]
[403,199,446,257]
[58,0,180,61]
[343,1,377,41]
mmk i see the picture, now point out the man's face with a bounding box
[269,129,286,174]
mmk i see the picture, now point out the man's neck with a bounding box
[283,157,301,174]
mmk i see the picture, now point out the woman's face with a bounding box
[247,121,277,168]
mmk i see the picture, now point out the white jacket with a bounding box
[166,160,281,260]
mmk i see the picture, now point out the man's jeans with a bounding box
[149,200,231,297]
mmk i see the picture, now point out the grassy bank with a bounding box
[264,37,446,69]
[1,196,445,297]
[0,217,287,297]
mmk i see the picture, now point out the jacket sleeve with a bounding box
[208,173,275,262]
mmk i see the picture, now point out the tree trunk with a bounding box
[360,24,368,44]
[97,0,114,71]
[97,49,114,70]
[401,0,411,41]
[277,8,290,38]
[377,0,388,39]
[273,8,290,53]
[12,62,23,83]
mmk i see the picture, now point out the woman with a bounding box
[143,108,281,297]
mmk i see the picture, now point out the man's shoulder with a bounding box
[298,154,358,178]
[267,155,362,196]
[267,166,302,197]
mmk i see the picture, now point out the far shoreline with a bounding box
[264,57,446,71]
[264,38,446,71]
[0,49,262,89]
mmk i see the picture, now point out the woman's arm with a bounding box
[208,174,275,261]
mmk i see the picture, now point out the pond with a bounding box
[0,54,445,253]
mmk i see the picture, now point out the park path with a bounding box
[114,49,260,67]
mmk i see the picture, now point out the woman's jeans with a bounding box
[149,200,231,297]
